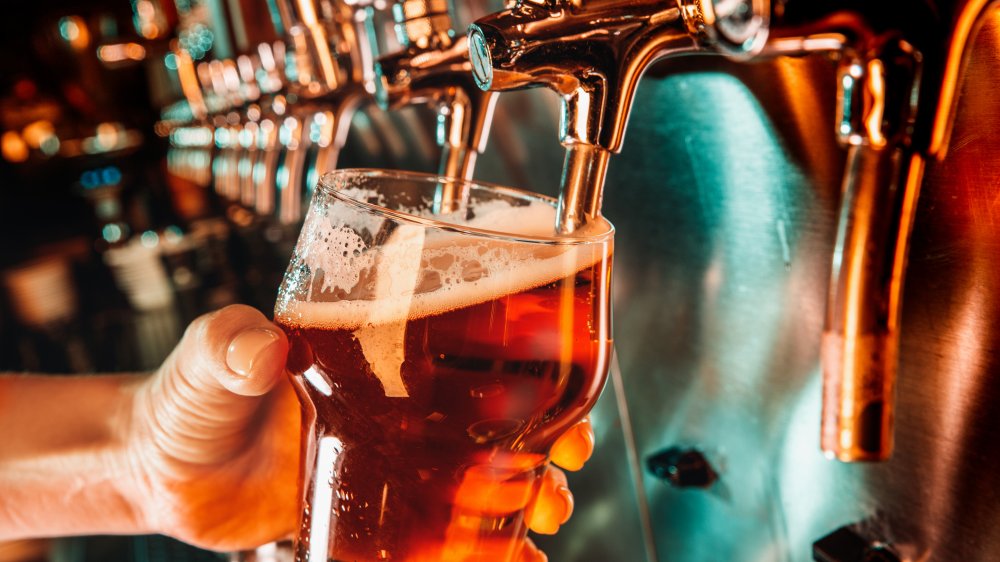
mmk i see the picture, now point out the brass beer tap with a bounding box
[468,0,769,233]
[762,0,996,462]
[372,0,500,211]
[821,45,922,462]
[270,0,378,223]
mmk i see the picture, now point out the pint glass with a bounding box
[274,169,614,562]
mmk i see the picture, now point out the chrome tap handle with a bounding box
[372,0,498,187]
[468,0,768,233]
[271,0,363,98]
[468,0,769,152]
[819,43,924,461]
[469,2,689,152]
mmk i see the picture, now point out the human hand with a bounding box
[125,305,595,556]
[126,305,297,551]
[438,418,595,562]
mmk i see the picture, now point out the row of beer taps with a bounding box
[165,0,999,463]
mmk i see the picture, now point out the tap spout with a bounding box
[374,0,499,213]
[468,1,696,153]
[557,144,612,235]
[376,34,497,181]
[469,0,768,232]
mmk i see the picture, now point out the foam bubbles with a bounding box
[310,223,374,295]
[280,240,604,332]
[277,192,609,330]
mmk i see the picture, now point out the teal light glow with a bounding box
[140,230,159,248]
[102,223,124,243]
[58,17,79,42]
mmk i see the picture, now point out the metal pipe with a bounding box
[822,145,924,461]
[371,0,500,214]
[557,144,612,235]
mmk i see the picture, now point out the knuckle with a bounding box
[218,303,261,318]
[184,311,213,340]
[207,305,261,332]
[548,465,569,487]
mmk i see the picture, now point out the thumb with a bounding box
[174,304,288,399]
[139,305,289,467]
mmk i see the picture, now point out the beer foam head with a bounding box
[276,190,611,330]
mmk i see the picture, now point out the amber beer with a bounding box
[277,240,612,562]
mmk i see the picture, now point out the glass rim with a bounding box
[316,169,614,246]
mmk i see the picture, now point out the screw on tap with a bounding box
[467,26,493,91]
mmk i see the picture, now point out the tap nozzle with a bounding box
[469,0,768,233]
[272,0,373,99]
[373,0,499,210]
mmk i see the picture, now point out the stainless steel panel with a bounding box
[608,57,844,562]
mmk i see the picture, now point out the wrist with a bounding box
[111,375,157,536]
[0,374,154,540]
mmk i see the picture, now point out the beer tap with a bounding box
[752,8,924,462]
[272,0,375,150]
[472,0,999,463]
[372,0,500,210]
[269,0,377,223]
[822,43,922,463]
[173,47,210,123]
[468,0,769,234]
[249,42,292,217]
[758,0,997,462]
[196,60,245,202]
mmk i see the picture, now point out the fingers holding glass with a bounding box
[549,417,595,472]
[527,466,574,535]
[130,305,299,550]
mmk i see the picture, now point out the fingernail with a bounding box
[574,423,595,456]
[556,485,574,524]
[550,425,591,471]
[226,327,281,377]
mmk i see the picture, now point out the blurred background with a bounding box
[1,1,255,559]
[0,0,563,374]
[0,1,559,559]
[5,0,1000,561]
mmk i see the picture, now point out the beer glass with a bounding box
[275,169,614,562]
